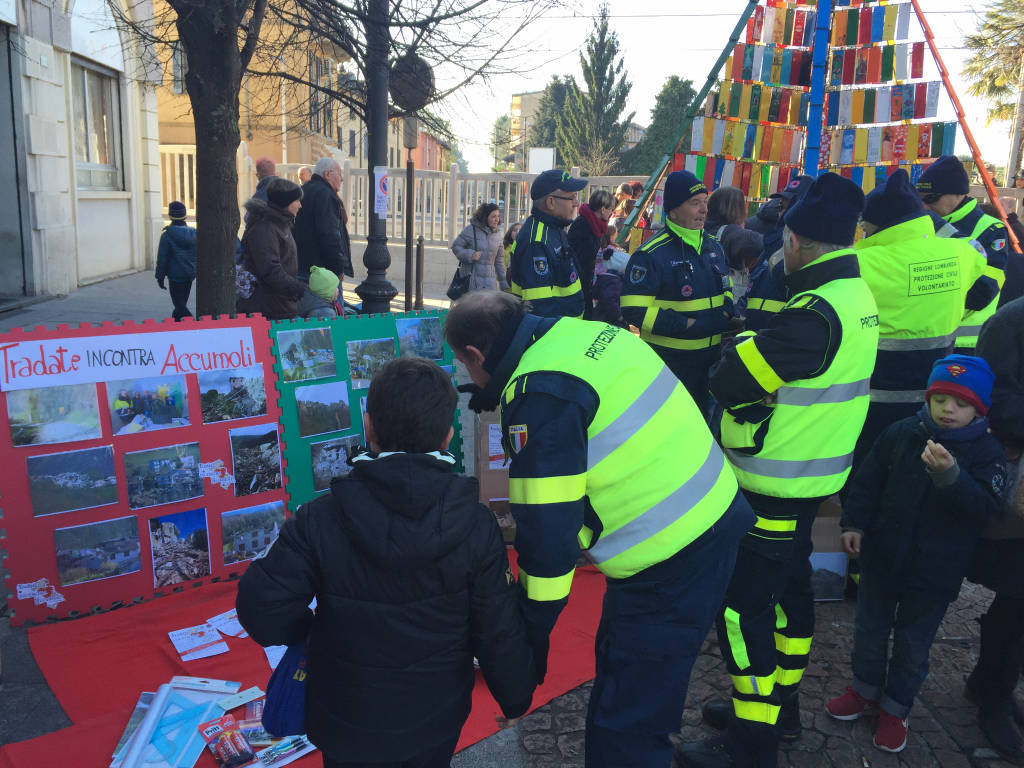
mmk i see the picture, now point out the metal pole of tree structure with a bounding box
[1007,52,1024,183]
[355,0,398,314]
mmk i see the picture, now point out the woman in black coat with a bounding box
[567,189,615,320]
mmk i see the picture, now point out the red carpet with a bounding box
[0,557,604,767]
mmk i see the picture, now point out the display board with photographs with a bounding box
[271,309,464,513]
[0,316,288,626]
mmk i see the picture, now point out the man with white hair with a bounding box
[293,157,353,316]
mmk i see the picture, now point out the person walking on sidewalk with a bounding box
[450,203,509,293]
[446,290,753,768]
[678,174,879,768]
[155,201,196,321]
[826,355,1006,754]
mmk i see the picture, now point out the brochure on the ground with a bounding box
[168,622,231,661]
[207,608,249,638]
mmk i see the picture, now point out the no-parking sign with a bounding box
[373,166,388,219]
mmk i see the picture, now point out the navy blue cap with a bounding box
[663,171,708,215]
[862,169,924,231]
[771,174,814,202]
[168,201,187,220]
[917,155,969,196]
[530,169,588,200]
[783,172,865,247]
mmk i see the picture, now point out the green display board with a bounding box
[270,310,463,512]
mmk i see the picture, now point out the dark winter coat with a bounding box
[235,198,306,320]
[566,212,602,320]
[292,174,354,279]
[155,222,196,283]
[235,452,535,763]
[252,174,278,203]
[744,198,784,237]
[842,407,1007,601]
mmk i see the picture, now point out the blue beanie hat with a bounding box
[663,171,708,216]
[926,354,994,416]
[168,201,187,221]
[862,169,924,231]
[783,172,864,246]
[916,155,970,196]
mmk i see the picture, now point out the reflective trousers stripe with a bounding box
[620,293,726,312]
[643,330,722,350]
[876,335,954,351]
[775,633,813,656]
[754,515,797,533]
[732,673,776,697]
[509,473,587,505]
[776,378,869,406]
[723,607,750,669]
[733,699,780,725]
[736,338,785,393]
[587,444,725,564]
[518,567,574,601]
[725,450,853,480]
[775,665,805,686]
[869,388,927,403]
[588,366,680,470]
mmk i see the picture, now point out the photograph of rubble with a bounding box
[148,507,210,588]
[229,423,282,497]
[310,434,362,492]
[54,515,141,587]
[278,328,336,382]
[220,500,286,566]
[123,443,202,510]
[27,445,118,516]
[7,383,102,447]
[346,337,396,389]
[197,367,267,423]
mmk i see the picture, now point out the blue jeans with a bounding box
[585,492,753,767]
[851,579,951,718]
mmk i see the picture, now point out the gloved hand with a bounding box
[157,278,166,290]
[457,383,499,414]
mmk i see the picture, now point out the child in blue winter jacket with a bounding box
[826,354,1007,754]
[155,201,197,320]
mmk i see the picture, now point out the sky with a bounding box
[433,1,1014,175]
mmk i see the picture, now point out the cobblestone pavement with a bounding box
[509,580,1020,768]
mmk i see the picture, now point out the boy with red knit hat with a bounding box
[826,354,1007,753]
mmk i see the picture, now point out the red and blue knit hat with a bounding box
[925,354,994,415]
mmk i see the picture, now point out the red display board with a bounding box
[0,316,286,625]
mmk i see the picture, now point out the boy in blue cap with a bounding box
[155,201,197,320]
[827,354,1007,754]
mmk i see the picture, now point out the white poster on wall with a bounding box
[0,0,16,26]
[0,327,256,391]
[373,166,388,219]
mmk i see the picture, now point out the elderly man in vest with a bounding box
[445,291,753,768]
[917,155,1008,353]
[678,174,879,768]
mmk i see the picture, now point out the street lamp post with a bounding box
[355,0,398,315]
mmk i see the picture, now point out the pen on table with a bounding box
[262,737,306,760]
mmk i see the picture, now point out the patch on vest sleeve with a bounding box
[991,238,1007,252]
[508,424,528,453]
[629,265,647,284]
[533,256,549,275]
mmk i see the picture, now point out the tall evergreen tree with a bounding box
[621,76,697,176]
[490,114,513,170]
[556,4,635,175]
[527,76,571,150]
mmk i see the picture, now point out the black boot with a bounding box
[979,700,1024,765]
[675,736,737,768]
[970,603,1024,762]
[777,691,802,742]
[966,668,1024,726]
[701,699,732,731]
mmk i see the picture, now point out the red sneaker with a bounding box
[826,686,879,721]
[874,711,909,753]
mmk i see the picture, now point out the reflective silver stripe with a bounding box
[936,222,959,238]
[587,445,725,564]
[954,326,983,338]
[877,335,953,351]
[776,379,869,406]
[587,366,680,470]
[869,388,927,403]
[725,450,853,479]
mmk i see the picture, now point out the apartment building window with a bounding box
[71,60,123,190]
[171,43,187,95]
[349,130,356,157]
[308,53,336,139]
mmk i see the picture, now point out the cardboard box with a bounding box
[475,411,513,542]
[810,496,848,601]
